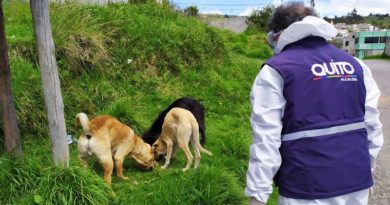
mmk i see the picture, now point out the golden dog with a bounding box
[152,108,212,171]
[76,113,155,185]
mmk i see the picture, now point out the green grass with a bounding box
[2,1,278,204]
[0,156,113,205]
[221,27,273,60]
[364,52,390,60]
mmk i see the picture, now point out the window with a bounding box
[379,37,386,43]
[345,41,349,46]
[355,37,359,44]
[364,37,379,44]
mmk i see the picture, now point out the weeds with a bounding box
[0,157,112,205]
[1,1,277,204]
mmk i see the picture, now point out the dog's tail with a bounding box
[191,118,213,156]
[76,113,90,132]
[199,145,213,156]
[197,144,213,156]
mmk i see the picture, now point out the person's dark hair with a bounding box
[268,2,318,33]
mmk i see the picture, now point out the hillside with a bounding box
[324,12,390,29]
[1,1,274,204]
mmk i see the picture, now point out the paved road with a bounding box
[364,60,390,205]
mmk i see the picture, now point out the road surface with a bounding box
[364,59,390,205]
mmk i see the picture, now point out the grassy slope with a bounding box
[1,1,277,204]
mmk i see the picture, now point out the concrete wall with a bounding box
[340,32,357,56]
[385,41,390,57]
[206,17,248,33]
[365,49,384,56]
[354,30,390,58]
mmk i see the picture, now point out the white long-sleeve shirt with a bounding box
[245,15,383,205]
[245,61,383,205]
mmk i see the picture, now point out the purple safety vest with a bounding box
[266,36,372,199]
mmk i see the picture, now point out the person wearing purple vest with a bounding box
[245,2,383,205]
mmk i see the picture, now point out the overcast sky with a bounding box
[170,0,390,17]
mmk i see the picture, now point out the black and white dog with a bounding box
[143,97,206,146]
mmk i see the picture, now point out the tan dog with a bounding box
[76,113,155,186]
[152,108,212,171]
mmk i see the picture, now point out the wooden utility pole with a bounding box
[30,0,69,167]
[0,0,22,157]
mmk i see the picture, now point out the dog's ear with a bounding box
[75,116,81,127]
[152,144,158,149]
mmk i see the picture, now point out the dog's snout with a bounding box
[146,166,153,171]
[156,155,164,161]
[141,165,154,171]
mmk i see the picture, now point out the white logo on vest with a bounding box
[311,60,357,81]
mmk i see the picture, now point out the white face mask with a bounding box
[267,30,284,49]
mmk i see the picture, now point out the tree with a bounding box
[346,8,363,24]
[246,5,275,32]
[323,16,332,23]
[0,0,22,157]
[30,0,69,167]
[184,6,198,17]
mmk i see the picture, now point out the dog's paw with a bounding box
[161,165,168,170]
[182,168,189,172]
[121,176,129,181]
[117,174,129,181]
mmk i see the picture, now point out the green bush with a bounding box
[0,157,112,205]
[115,167,246,205]
[364,52,390,60]
[35,166,112,205]
[246,5,275,32]
[11,57,46,137]
[0,157,41,204]
[2,1,279,204]
[232,44,247,55]
[5,2,226,76]
[221,29,272,59]
[247,45,273,59]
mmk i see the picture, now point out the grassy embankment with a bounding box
[1,1,276,204]
[364,53,390,60]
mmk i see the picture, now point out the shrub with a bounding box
[0,157,113,205]
[184,6,199,17]
[115,167,246,205]
[35,166,112,205]
[10,58,47,137]
[246,5,275,32]
[221,29,272,59]
[5,2,226,76]
[0,157,41,204]
[2,1,278,204]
